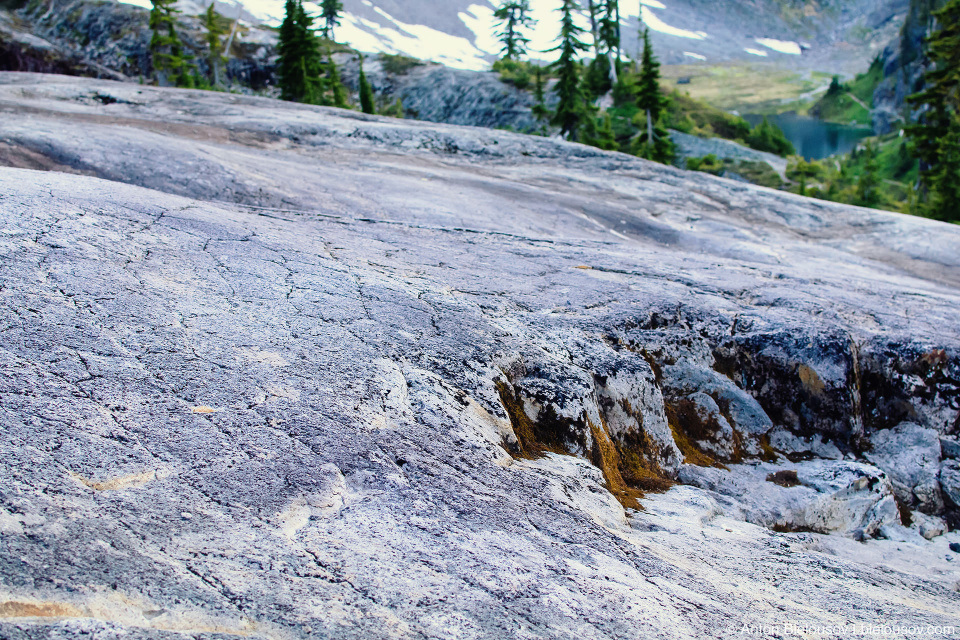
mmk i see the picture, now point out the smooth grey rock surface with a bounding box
[866,422,944,513]
[942,461,960,509]
[1,73,960,638]
[678,459,901,537]
[669,129,788,179]
[942,436,960,460]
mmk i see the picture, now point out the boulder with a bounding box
[679,459,900,538]
[866,422,944,513]
[941,436,960,460]
[941,460,960,508]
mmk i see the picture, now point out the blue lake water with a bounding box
[744,112,874,160]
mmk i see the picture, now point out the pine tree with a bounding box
[633,28,671,162]
[531,64,549,123]
[856,142,881,207]
[149,0,195,87]
[585,55,611,99]
[906,0,960,215]
[278,0,323,104]
[320,0,343,40]
[588,0,619,86]
[632,113,674,163]
[746,117,795,156]
[493,1,535,60]
[598,0,619,59]
[827,75,842,96]
[926,115,960,221]
[358,54,376,114]
[201,4,226,87]
[550,0,589,140]
[278,0,301,100]
[584,113,617,150]
[636,28,662,123]
[326,48,348,108]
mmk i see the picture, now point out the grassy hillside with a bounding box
[809,57,883,125]
[659,62,832,113]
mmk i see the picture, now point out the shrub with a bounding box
[379,54,423,75]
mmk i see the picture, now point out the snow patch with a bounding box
[755,37,802,55]
[227,0,285,23]
[117,0,152,9]
[640,6,706,40]
[335,5,492,70]
[459,4,504,58]
[744,48,768,57]
[622,0,667,12]
[683,51,706,61]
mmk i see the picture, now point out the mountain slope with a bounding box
[111,0,907,71]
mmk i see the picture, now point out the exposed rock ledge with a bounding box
[1,73,959,639]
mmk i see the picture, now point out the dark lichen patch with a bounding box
[894,495,914,527]
[496,379,672,510]
[766,470,800,487]
[495,380,549,459]
[771,523,819,534]
[758,434,780,463]
[664,398,729,467]
[613,429,674,494]
[588,421,645,510]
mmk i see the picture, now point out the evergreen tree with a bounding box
[632,113,674,163]
[380,97,405,118]
[531,64,549,122]
[550,0,589,140]
[746,117,796,156]
[278,0,301,100]
[856,142,881,207]
[598,0,620,59]
[320,0,343,40]
[636,28,662,123]
[611,72,636,107]
[584,55,612,99]
[926,115,960,221]
[586,0,600,53]
[201,4,226,87]
[826,75,842,97]
[277,0,323,104]
[149,0,195,87]
[493,1,535,60]
[358,54,376,114]
[326,48,348,108]
[584,113,618,150]
[589,0,619,86]
[906,0,960,215]
[633,28,671,162]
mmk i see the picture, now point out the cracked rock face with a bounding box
[1,73,960,638]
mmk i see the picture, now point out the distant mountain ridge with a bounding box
[116,0,907,72]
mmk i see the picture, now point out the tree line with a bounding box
[906,0,959,221]
[146,0,378,114]
[145,0,958,220]
[493,0,673,163]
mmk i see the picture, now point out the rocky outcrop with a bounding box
[669,129,788,179]
[871,0,947,134]
[338,56,543,132]
[1,73,960,637]
[2,0,544,129]
[2,0,277,88]
[0,9,125,78]
[680,459,902,539]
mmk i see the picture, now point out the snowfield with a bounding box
[113,0,829,70]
